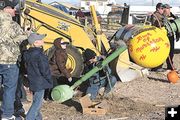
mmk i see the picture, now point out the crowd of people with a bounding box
[0,0,179,120]
[0,0,72,120]
[0,0,116,120]
[0,0,27,120]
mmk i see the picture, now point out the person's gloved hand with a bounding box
[68,77,72,82]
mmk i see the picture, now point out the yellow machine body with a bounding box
[21,0,111,77]
[23,1,108,52]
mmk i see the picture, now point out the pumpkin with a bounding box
[167,70,179,83]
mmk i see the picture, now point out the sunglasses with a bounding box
[61,42,69,45]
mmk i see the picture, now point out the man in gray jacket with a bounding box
[0,1,27,119]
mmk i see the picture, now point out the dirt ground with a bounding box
[21,53,180,120]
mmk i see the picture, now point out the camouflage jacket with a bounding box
[0,10,27,64]
[150,11,165,28]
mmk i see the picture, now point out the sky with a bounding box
[41,0,180,6]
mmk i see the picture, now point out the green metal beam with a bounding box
[71,45,127,89]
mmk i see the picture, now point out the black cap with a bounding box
[156,3,164,9]
[163,4,172,9]
[0,0,14,10]
[84,49,96,62]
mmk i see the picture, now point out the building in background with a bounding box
[80,0,116,18]
[49,1,79,14]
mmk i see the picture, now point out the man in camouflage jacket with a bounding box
[150,3,167,72]
[150,3,165,28]
[0,1,27,119]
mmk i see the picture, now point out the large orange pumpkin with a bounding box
[167,70,179,83]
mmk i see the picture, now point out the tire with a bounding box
[45,45,84,78]
[66,45,84,78]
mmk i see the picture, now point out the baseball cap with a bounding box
[0,0,14,10]
[163,4,172,9]
[156,3,164,9]
[28,33,46,44]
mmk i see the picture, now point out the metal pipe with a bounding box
[90,5,100,31]
[90,5,102,51]
[71,45,127,89]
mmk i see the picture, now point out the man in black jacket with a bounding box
[24,33,53,120]
[163,4,179,70]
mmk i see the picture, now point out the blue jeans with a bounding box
[26,90,44,120]
[14,74,26,119]
[14,74,26,110]
[86,75,117,100]
[0,64,19,118]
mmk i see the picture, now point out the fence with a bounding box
[77,15,122,31]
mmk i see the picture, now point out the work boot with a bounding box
[14,108,26,119]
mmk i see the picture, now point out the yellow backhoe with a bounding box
[19,0,147,82]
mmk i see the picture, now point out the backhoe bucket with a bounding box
[113,49,149,82]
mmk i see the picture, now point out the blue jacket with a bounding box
[23,47,53,92]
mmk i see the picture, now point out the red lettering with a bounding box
[147,32,152,36]
[150,46,160,52]
[165,43,170,48]
[129,44,133,52]
[137,36,142,43]
[139,54,146,61]
[136,42,151,53]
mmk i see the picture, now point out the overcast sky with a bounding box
[41,0,180,6]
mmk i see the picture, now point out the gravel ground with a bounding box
[22,54,180,120]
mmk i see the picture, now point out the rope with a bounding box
[168,56,175,70]
[152,13,162,28]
